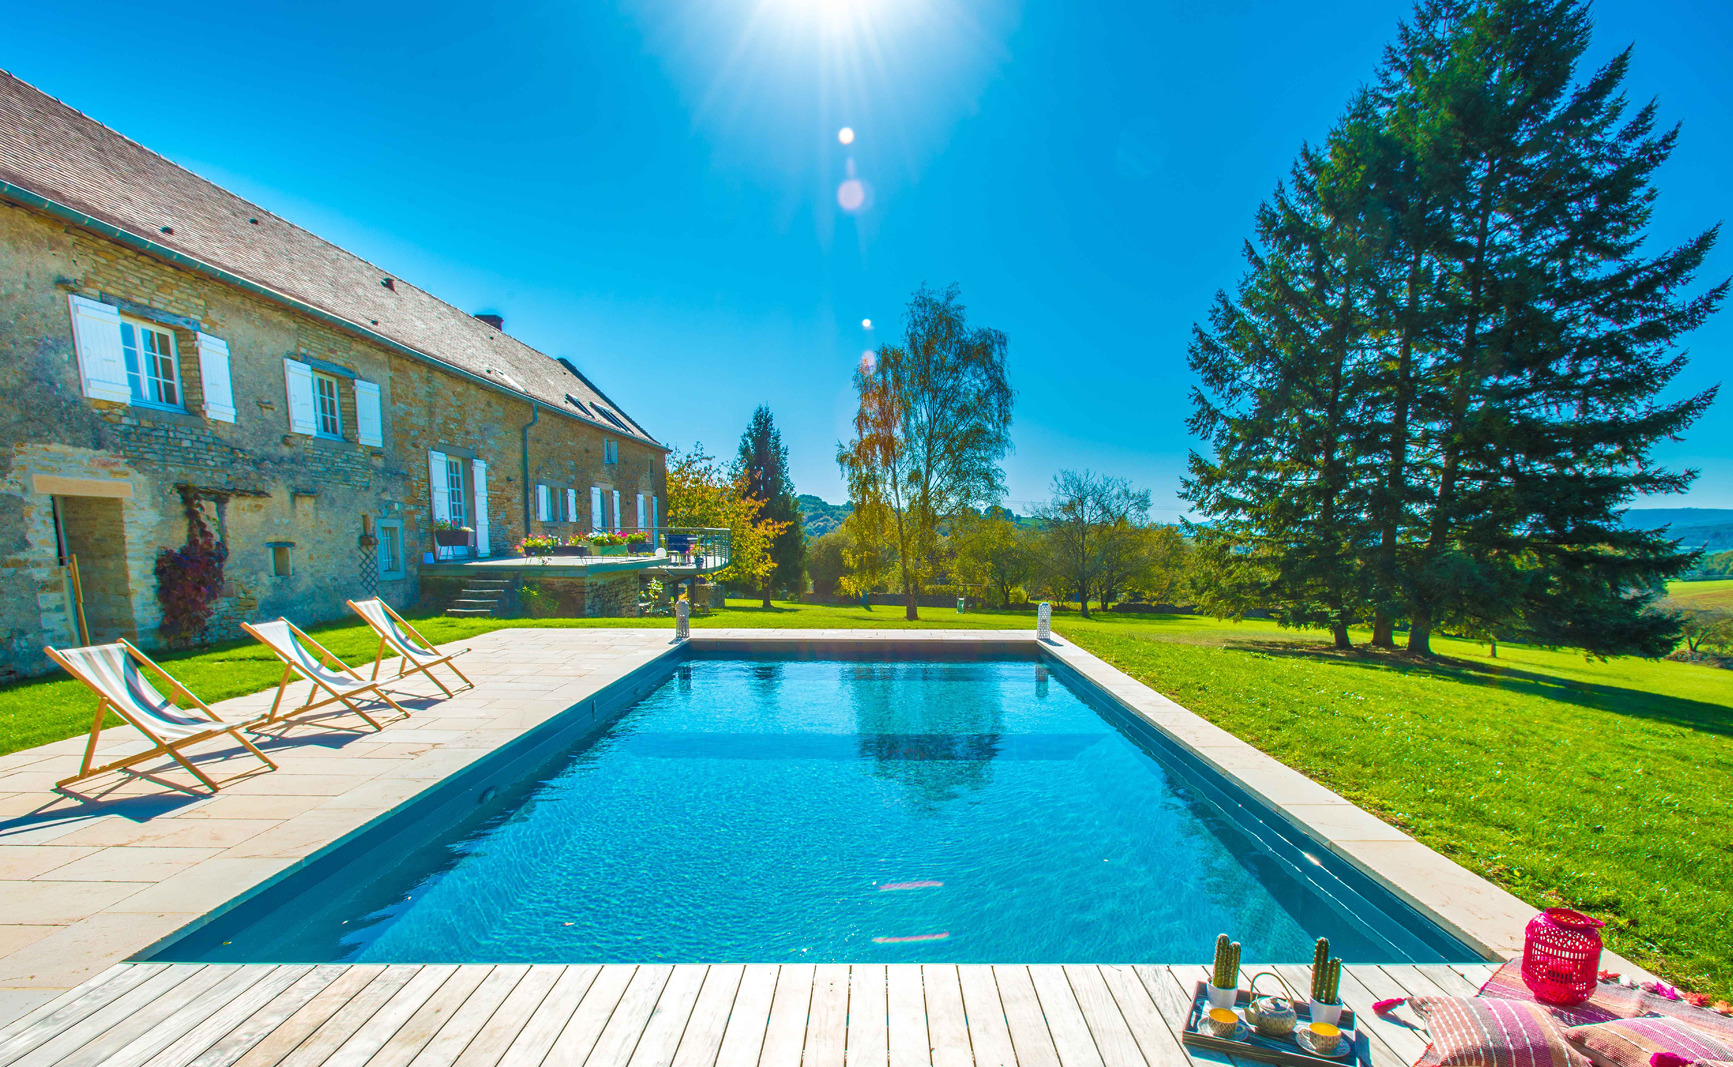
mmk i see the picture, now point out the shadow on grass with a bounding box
[1236,641,1733,737]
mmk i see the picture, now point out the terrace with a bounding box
[0,627,1663,1065]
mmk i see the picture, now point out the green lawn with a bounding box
[1666,578,1733,611]
[3,602,1728,998]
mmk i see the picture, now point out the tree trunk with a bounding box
[1371,611,1395,648]
[761,579,772,610]
[905,591,919,621]
[1407,614,1433,656]
[1078,581,1090,619]
[1332,617,1351,650]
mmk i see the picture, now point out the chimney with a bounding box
[474,312,504,331]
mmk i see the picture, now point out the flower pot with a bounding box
[433,530,472,547]
[551,546,588,557]
[1310,999,1343,1027]
[626,541,651,555]
[596,544,628,557]
[1206,984,1238,1010]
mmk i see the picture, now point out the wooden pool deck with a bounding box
[0,959,1494,1067]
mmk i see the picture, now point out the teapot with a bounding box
[1244,971,1299,1037]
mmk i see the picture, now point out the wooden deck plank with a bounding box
[1063,965,1145,1067]
[1028,966,1104,1067]
[887,965,930,1067]
[991,966,1060,1067]
[1271,963,1404,1067]
[1097,965,1188,1067]
[0,964,142,1052]
[1376,964,1456,1000]
[1446,963,1497,991]
[190,964,350,1067]
[713,964,778,1067]
[50,964,246,1067]
[497,965,600,1067]
[922,965,972,1067]
[956,966,1017,1067]
[670,964,743,1067]
[365,964,494,1067]
[760,963,816,1067]
[270,965,421,1067]
[140,966,314,1067]
[96,965,285,1067]
[845,965,887,1067]
[450,964,566,1067]
[404,964,528,1067]
[314,965,454,1067]
[624,964,707,1067]
[1133,966,1238,1067]
[584,964,674,1067]
[1412,965,1480,998]
[542,963,640,1067]
[7,964,207,1067]
[804,965,851,1067]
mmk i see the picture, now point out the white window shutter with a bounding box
[651,495,659,532]
[636,494,646,530]
[68,294,130,402]
[283,359,316,434]
[536,484,551,523]
[612,490,622,532]
[354,380,383,447]
[428,451,450,523]
[565,488,577,523]
[195,333,237,421]
[590,487,604,531]
[472,459,490,556]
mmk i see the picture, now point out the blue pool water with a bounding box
[158,655,1469,964]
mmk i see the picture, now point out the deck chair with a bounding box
[241,618,410,730]
[44,640,277,794]
[346,598,473,698]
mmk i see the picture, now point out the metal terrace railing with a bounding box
[655,527,731,572]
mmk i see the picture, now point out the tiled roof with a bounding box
[0,70,660,446]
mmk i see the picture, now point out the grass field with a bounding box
[2,602,1729,997]
[1666,578,1733,611]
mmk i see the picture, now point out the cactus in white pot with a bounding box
[1207,934,1242,1009]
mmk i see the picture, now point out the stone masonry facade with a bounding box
[0,196,665,681]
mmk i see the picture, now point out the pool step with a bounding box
[444,578,514,618]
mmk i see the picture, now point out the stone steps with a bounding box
[444,577,514,618]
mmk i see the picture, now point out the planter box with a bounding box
[595,544,628,557]
[433,530,473,548]
[626,541,651,555]
[551,545,589,557]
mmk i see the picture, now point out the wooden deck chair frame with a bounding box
[346,598,473,698]
[241,618,410,731]
[44,639,278,794]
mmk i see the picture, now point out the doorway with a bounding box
[54,495,137,643]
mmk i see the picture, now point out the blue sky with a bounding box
[8,0,1730,517]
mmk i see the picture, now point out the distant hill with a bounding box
[1623,508,1733,552]
[797,495,854,537]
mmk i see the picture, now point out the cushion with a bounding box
[1479,961,1733,1037]
[1409,996,1587,1067]
[1564,1017,1733,1067]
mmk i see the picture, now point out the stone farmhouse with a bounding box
[0,71,670,680]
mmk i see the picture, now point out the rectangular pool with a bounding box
[150,650,1474,964]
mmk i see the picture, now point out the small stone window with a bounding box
[269,542,293,577]
[604,439,619,464]
[312,372,342,437]
[377,520,405,580]
[120,319,183,410]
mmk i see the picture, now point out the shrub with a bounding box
[155,504,227,645]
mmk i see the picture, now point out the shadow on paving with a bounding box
[1228,640,1733,738]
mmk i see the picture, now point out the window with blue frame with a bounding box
[119,319,182,409]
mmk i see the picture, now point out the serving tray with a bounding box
[1181,981,1367,1067]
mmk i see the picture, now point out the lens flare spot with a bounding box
[838,126,855,145]
[861,318,873,330]
[836,178,867,212]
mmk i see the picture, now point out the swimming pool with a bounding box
[152,649,1473,965]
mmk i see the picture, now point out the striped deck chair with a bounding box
[241,618,410,730]
[346,598,473,698]
[44,640,277,793]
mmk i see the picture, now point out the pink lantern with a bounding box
[1522,908,1605,1005]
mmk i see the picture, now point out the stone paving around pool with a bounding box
[0,627,1654,1033]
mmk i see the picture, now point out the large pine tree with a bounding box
[735,405,804,606]
[1187,0,1723,657]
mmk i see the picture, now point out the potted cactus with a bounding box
[1208,933,1242,1009]
[1310,938,1344,1026]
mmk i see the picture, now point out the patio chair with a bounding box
[43,640,277,794]
[345,598,473,698]
[241,618,410,730]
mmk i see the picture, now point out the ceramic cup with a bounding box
[1306,1022,1342,1055]
[1204,1008,1240,1038]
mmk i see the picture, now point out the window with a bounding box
[119,320,181,409]
[270,543,293,577]
[446,458,467,524]
[377,520,404,579]
[604,439,619,464]
[313,372,342,437]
